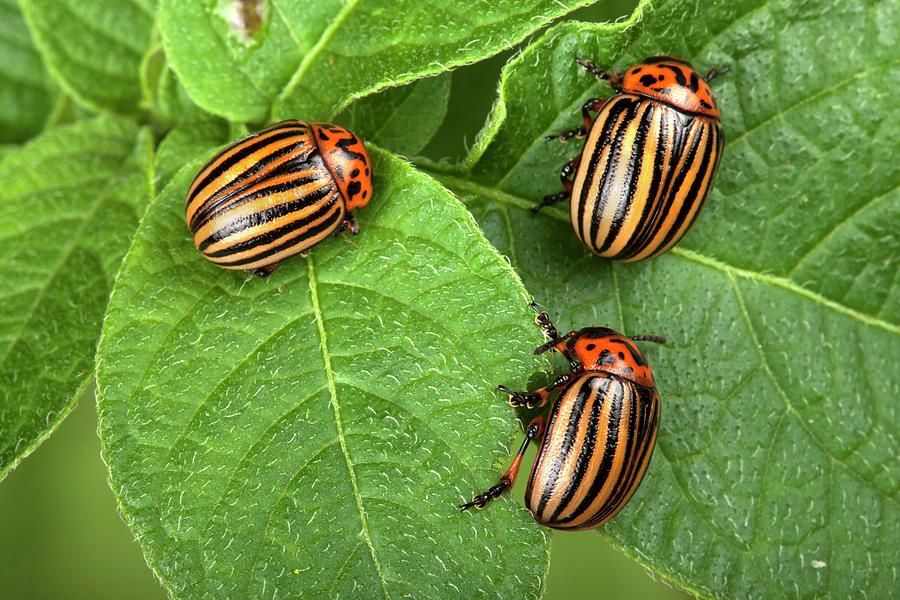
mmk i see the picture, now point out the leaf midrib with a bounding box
[428,172,900,336]
[305,253,390,599]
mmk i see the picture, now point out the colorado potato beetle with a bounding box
[185,120,373,276]
[537,56,727,262]
[461,303,664,530]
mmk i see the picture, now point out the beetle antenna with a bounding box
[630,334,666,345]
[704,65,730,82]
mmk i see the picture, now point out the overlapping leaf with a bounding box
[339,74,451,156]
[427,0,900,597]
[0,0,59,143]
[160,0,597,123]
[97,132,551,598]
[20,0,157,115]
[0,118,153,480]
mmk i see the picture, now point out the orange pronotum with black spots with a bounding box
[185,120,373,277]
[537,55,727,262]
[462,303,664,530]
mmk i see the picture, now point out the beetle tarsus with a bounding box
[532,192,569,214]
[249,263,279,278]
[498,385,541,408]
[545,127,586,142]
[339,213,360,235]
[460,481,508,511]
[460,421,543,512]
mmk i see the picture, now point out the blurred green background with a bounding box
[0,0,692,597]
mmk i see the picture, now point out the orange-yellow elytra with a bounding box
[185,120,373,277]
[461,302,664,530]
[537,56,727,262]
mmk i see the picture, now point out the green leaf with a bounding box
[0,118,154,481]
[427,0,900,597]
[20,0,157,115]
[153,121,230,191]
[160,0,595,123]
[0,0,60,143]
[97,135,551,598]
[339,74,451,156]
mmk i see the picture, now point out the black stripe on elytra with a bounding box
[672,124,722,238]
[580,96,637,246]
[192,173,323,234]
[186,121,305,187]
[556,379,625,524]
[631,105,671,249]
[535,376,597,519]
[622,114,700,258]
[188,128,308,205]
[189,143,319,231]
[576,96,633,241]
[587,100,638,249]
[592,384,642,524]
[200,185,335,254]
[654,121,717,253]
[581,388,658,529]
[190,147,323,230]
[549,376,610,522]
[215,200,343,267]
[596,389,659,525]
[594,102,655,254]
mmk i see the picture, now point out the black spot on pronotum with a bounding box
[689,72,700,92]
[365,168,370,176]
[618,352,625,360]
[640,74,657,87]
[633,67,642,74]
[585,343,596,351]
[700,99,713,109]
[346,179,362,201]
[318,130,330,141]
[335,134,366,161]
[362,190,368,199]
[660,64,687,86]
[611,338,646,365]
[350,168,360,178]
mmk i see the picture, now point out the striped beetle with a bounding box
[185,120,372,276]
[461,303,664,530]
[536,56,727,262]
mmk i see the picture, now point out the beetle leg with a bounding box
[544,98,606,143]
[704,65,730,82]
[531,156,581,214]
[528,302,581,364]
[575,57,622,91]
[544,126,586,143]
[249,263,279,278]
[460,416,546,512]
[337,212,360,235]
[498,372,571,409]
